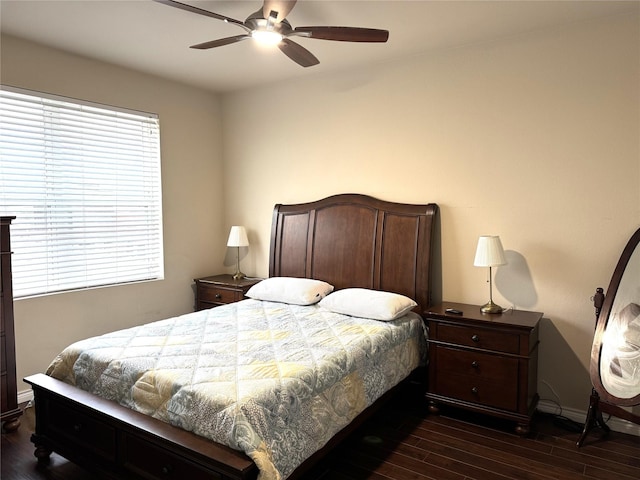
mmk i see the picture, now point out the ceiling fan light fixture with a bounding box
[251,29,283,45]
[156,0,389,67]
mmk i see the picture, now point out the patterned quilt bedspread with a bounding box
[46,299,427,480]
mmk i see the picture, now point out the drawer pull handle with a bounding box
[471,334,480,342]
[471,386,479,394]
[215,294,222,299]
[161,465,173,475]
[471,361,479,368]
[73,423,83,433]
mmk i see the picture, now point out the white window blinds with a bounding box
[0,85,163,298]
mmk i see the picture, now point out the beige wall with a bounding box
[221,13,639,412]
[1,35,225,391]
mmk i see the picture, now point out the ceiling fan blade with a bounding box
[294,26,389,43]
[153,0,245,29]
[190,35,251,50]
[278,38,319,67]
[263,0,298,23]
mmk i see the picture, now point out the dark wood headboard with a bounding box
[269,194,439,313]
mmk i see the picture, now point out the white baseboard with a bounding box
[537,398,640,437]
[18,388,34,406]
[18,387,638,437]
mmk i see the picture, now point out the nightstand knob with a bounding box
[471,334,480,342]
[471,361,479,368]
[215,294,221,299]
[471,386,479,395]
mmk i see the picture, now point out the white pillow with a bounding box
[246,277,334,305]
[319,288,417,321]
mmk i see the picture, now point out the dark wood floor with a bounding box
[3,390,639,480]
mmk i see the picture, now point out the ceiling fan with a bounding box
[153,0,389,67]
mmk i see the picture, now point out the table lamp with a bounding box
[474,235,507,314]
[227,226,249,280]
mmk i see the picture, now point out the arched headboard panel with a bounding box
[269,194,438,313]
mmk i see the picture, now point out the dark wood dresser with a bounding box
[424,302,542,435]
[1,216,22,431]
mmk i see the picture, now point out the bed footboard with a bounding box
[25,373,258,480]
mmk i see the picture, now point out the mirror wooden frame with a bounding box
[591,227,640,405]
[578,227,640,446]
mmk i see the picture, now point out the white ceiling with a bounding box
[1,0,636,93]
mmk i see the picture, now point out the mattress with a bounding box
[46,298,427,480]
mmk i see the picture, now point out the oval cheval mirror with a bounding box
[578,227,640,446]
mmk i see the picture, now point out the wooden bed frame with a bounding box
[25,193,438,480]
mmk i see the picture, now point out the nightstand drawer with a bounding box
[437,323,519,354]
[435,345,518,382]
[198,286,240,305]
[435,372,519,412]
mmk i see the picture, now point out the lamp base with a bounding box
[232,271,246,280]
[480,301,503,314]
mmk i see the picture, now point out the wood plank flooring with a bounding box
[3,388,639,480]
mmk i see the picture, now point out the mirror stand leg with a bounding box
[577,389,610,447]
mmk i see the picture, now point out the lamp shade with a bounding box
[227,226,249,247]
[474,235,507,267]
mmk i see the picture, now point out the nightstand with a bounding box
[194,274,262,311]
[424,302,543,435]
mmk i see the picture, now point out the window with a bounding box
[0,86,163,298]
